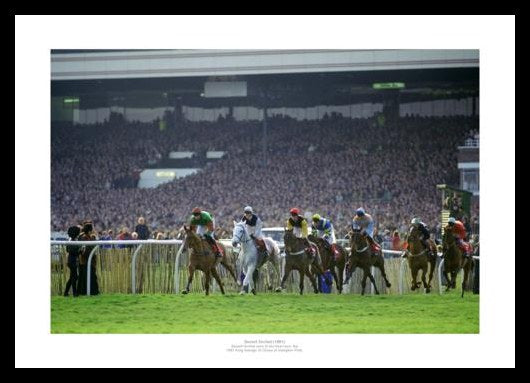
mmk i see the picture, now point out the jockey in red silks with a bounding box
[446,217,472,258]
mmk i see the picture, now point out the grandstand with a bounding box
[51,50,479,239]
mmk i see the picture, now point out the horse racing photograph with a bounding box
[16,15,515,369]
[47,48,481,334]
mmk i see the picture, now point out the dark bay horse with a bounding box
[344,229,392,295]
[442,227,474,298]
[278,229,327,294]
[181,226,238,295]
[406,225,437,293]
[308,234,346,294]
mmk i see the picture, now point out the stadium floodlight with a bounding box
[63,97,80,104]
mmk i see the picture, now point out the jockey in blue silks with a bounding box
[351,207,381,252]
[311,213,339,258]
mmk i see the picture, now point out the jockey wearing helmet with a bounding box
[410,217,433,251]
[286,208,309,238]
[189,207,222,258]
[240,206,263,240]
[311,213,339,258]
[241,206,267,255]
[286,208,313,251]
[446,217,472,258]
[352,207,381,252]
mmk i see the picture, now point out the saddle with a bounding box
[202,238,224,257]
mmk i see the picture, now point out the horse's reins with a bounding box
[352,235,369,253]
[287,249,306,256]
[234,226,253,245]
[354,244,369,253]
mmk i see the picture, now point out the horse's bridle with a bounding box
[233,225,253,245]
[408,227,429,256]
[351,231,369,253]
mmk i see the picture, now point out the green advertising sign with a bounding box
[372,82,405,90]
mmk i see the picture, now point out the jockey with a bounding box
[241,206,263,240]
[410,217,434,252]
[446,216,472,258]
[189,207,222,258]
[241,206,266,254]
[311,213,339,258]
[286,208,313,253]
[352,207,381,252]
[286,208,309,238]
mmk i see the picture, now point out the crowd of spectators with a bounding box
[51,114,479,240]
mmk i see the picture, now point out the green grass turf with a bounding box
[51,292,479,334]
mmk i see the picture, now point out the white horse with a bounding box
[231,221,281,295]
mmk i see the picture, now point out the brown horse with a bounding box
[277,229,327,294]
[343,229,392,295]
[181,226,238,295]
[308,234,347,294]
[406,225,437,293]
[442,227,474,298]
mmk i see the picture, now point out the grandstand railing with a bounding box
[50,240,478,296]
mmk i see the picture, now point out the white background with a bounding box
[15,15,515,368]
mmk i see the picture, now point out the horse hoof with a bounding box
[181,290,189,295]
[275,287,283,293]
[251,289,257,295]
[239,291,246,295]
[426,288,431,294]
[386,283,392,288]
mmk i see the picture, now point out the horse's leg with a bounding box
[451,270,458,289]
[252,268,259,295]
[443,268,452,291]
[204,270,211,296]
[240,267,250,294]
[411,266,419,291]
[344,259,357,285]
[361,269,368,296]
[461,261,471,298]
[270,256,282,291]
[367,269,380,295]
[299,269,305,295]
[330,267,340,294]
[278,262,292,292]
[220,259,240,286]
[305,267,319,294]
[421,266,430,294]
[376,257,392,288]
[337,265,344,294]
[211,267,225,295]
[182,264,195,294]
[427,256,436,289]
[247,265,257,295]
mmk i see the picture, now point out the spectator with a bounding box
[63,225,81,297]
[76,221,99,296]
[100,230,113,249]
[392,231,404,251]
[51,115,478,237]
[135,217,150,240]
[116,227,132,248]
